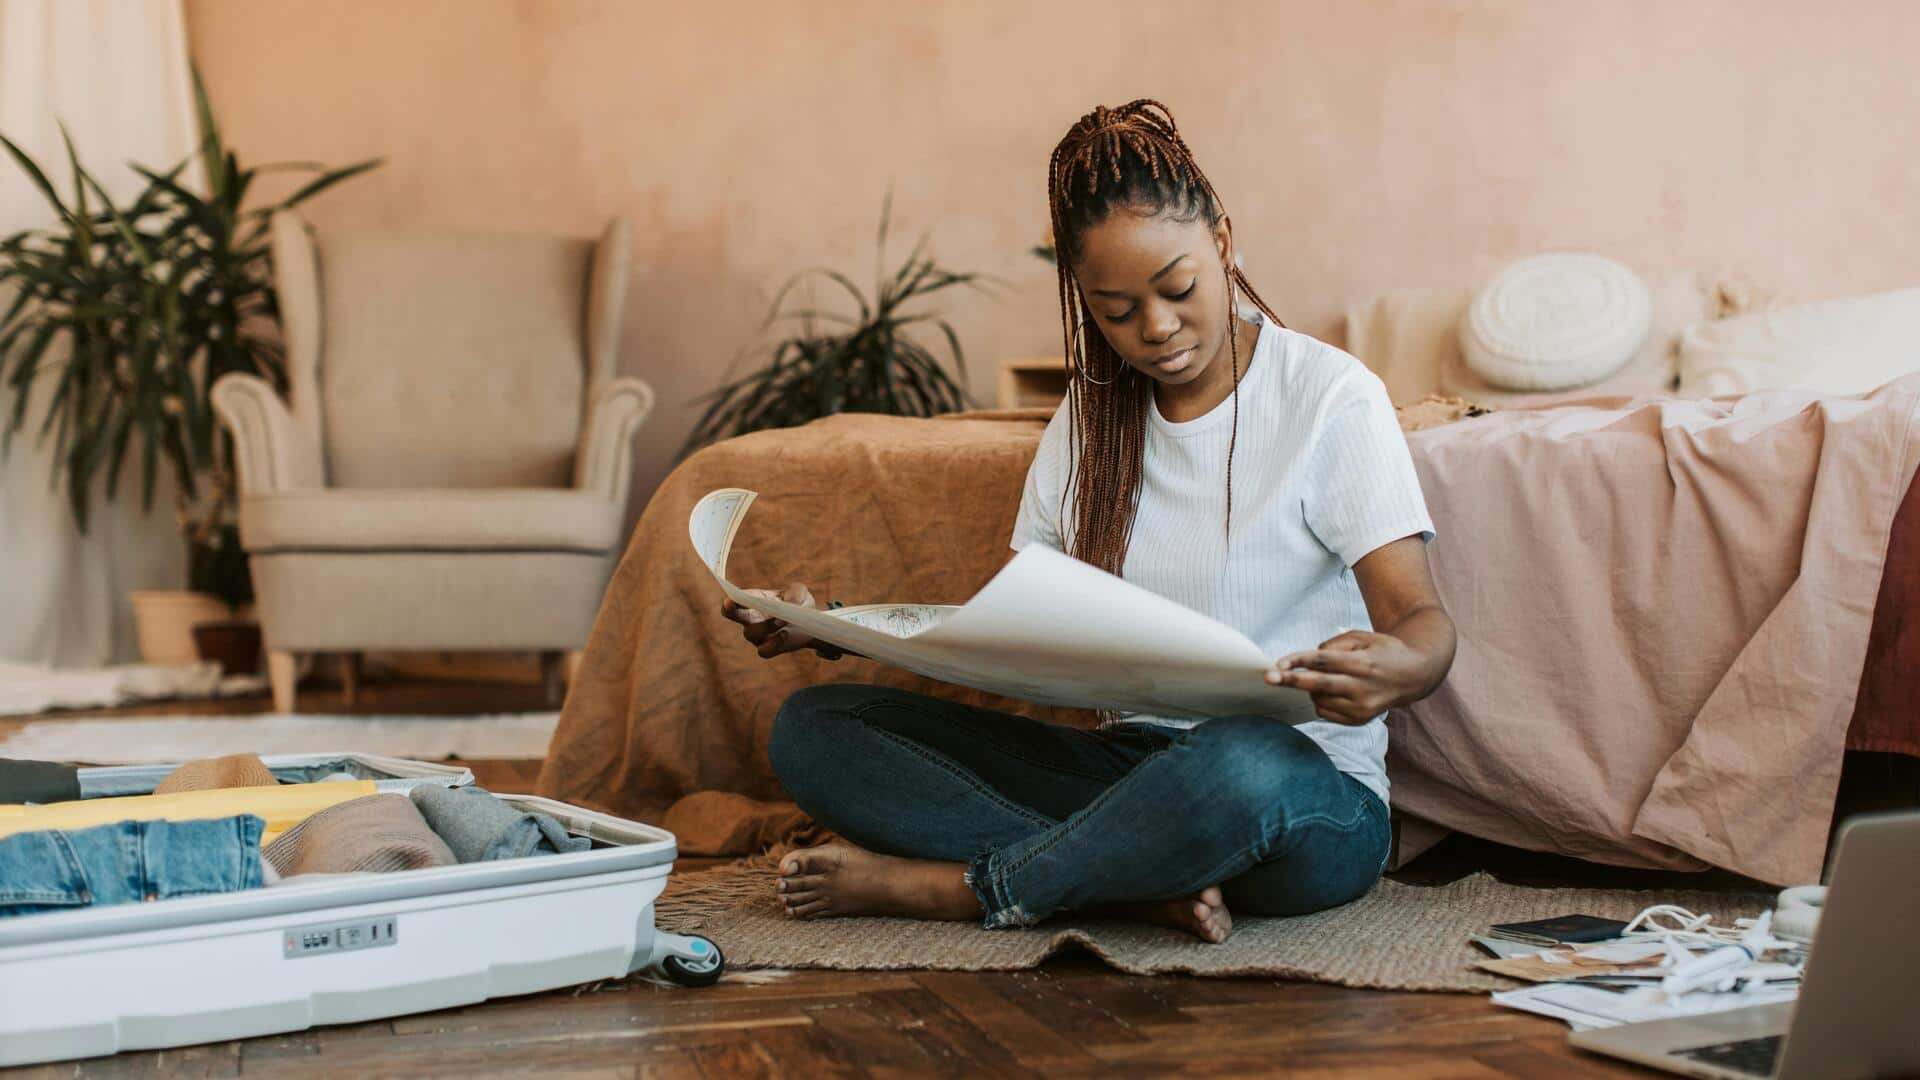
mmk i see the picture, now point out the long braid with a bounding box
[1047,99,1285,578]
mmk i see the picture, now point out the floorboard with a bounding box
[2,672,1840,1076]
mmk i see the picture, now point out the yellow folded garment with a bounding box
[0,781,379,846]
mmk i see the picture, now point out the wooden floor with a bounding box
[4,671,1860,1078]
[7,957,1654,1079]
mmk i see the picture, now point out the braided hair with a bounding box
[1047,99,1284,577]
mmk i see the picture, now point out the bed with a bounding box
[538,360,1920,885]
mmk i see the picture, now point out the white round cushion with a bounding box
[1460,254,1652,392]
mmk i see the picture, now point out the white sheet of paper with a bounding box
[689,488,1320,721]
[1576,941,1672,964]
[1492,982,1799,1031]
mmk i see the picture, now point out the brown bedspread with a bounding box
[538,414,1094,831]
[540,380,1920,884]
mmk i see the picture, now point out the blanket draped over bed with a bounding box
[538,376,1920,885]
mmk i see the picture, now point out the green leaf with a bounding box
[280,158,383,208]
[0,134,70,219]
[874,186,893,290]
[679,195,979,454]
[0,86,372,532]
[0,281,34,334]
[78,173,156,272]
[766,306,857,328]
[191,64,225,204]
[60,126,91,230]
[10,321,61,425]
[125,157,191,219]
[765,267,869,328]
[222,151,251,218]
[102,405,136,497]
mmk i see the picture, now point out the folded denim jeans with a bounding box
[0,815,267,918]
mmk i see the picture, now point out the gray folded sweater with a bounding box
[409,785,590,863]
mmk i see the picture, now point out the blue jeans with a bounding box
[0,816,267,918]
[769,684,1391,928]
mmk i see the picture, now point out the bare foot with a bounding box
[1110,885,1234,944]
[777,843,980,921]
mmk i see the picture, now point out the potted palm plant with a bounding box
[681,196,984,453]
[0,73,378,668]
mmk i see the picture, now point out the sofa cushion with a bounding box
[240,489,622,554]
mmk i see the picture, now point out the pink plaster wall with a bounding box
[185,0,1920,507]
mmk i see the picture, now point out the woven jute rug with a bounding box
[657,858,1768,993]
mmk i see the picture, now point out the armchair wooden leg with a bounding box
[539,650,588,707]
[268,650,299,714]
[339,652,361,707]
[540,651,565,706]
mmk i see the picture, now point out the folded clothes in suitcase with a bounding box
[0,753,720,1066]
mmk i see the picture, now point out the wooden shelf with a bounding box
[997,356,1069,410]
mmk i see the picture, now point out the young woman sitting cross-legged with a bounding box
[722,99,1457,943]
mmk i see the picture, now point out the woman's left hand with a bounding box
[1266,630,1429,726]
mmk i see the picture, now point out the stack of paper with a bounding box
[1474,918,1804,1030]
[1477,939,1671,984]
[1492,982,1799,1031]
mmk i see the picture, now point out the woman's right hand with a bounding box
[721,582,828,659]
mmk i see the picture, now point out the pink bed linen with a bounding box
[1388,374,1920,884]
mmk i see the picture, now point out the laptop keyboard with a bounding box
[1675,1034,1782,1077]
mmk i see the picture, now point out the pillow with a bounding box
[1459,254,1651,392]
[1343,270,1765,407]
[1676,287,1920,396]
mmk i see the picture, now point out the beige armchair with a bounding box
[213,211,654,712]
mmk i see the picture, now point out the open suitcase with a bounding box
[0,753,722,1067]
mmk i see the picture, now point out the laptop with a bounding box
[1570,810,1920,1079]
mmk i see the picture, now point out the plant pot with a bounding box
[130,590,234,665]
[192,620,263,677]
[189,525,254,609]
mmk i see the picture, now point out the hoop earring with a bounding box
[1071,318,1118,386]
[1227,270,1253,327]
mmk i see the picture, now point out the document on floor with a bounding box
[689,488,1320,720]
[1492,982,1799,1031]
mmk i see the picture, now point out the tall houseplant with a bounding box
[682,197,984,454]
[0,73,377,638]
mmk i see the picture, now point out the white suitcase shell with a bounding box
[0,755,717,1066]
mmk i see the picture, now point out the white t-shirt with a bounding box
[1009,316,1434,805]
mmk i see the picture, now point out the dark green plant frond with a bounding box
[280,158,385,209]
[0,133,69,219]
[766,266,871,327]
[679,197,990,458]
[191,66,224,207]
[0,57,378,596]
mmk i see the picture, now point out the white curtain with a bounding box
[0,0,202,666]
